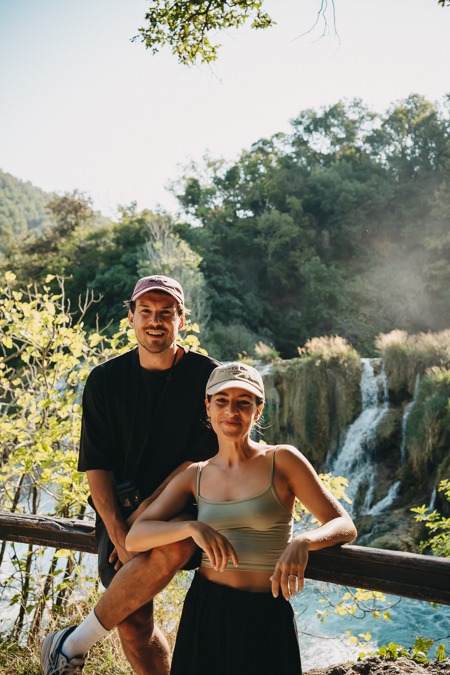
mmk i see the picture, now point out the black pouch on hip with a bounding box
[115,479,141,517]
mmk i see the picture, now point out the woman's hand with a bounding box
[190,522,239,571]
[270,537,309,601]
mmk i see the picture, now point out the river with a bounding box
[295,581,450,670]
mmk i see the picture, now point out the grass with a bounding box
[0,632,133,674]
[0,572,191,674]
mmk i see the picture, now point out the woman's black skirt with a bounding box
[170,572,302,675]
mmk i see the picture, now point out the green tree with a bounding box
[3,95,450,359]
[134,2,449,66]
[174,95,450,357]
[0,170,56,249]
[137,209,210,327]
[1,191,99,291]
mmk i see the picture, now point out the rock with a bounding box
[304,656,450,675]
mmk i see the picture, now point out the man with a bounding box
[41,275,219,675]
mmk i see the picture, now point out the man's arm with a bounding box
[87,469,136,567]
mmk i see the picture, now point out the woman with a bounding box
[126,362,357,675]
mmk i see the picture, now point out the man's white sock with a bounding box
[62,609,110,659]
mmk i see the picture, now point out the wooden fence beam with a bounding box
[307,544,450,605]
[1,512,449,605]
[0,512,97,554]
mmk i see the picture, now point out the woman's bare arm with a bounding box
[271,446,357,600]
[125,464,238,570]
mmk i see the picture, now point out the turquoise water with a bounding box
[293,581,450,670]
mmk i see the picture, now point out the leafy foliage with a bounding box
[253,340,281,364]
[374,330,450,491]
[299,335,360,368]
[375,636,447,663]
[135,1,275,65]
[0,273,203,640]
[412,480,450,557]
[406,368,450,477]
[295,472,352,525]
[0,272,131,638]
[375,329,450,394]
[3,192,97,288]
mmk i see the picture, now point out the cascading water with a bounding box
[400,373,420,462]
[428,487,437,511]
[331,358,389,514]
[366,480,401,516]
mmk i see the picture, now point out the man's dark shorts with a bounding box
[95,510,202,589]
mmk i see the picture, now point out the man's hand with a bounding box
[109,538,139,570]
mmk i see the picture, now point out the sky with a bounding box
[1,0,450,218]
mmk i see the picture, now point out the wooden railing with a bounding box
[1,512,449,606]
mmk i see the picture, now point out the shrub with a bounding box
[376,329,450,394]
[412,479,450,557]
[298,335,360,369]
[406,367,450,477]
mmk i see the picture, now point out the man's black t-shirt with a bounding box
[78,348,219,500]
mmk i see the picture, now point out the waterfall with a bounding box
[331,358,389,514]
[428,487,437,512]
[399,373,420,462]
[366,480,401,515]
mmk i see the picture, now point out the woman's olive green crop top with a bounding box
[196,450,293,572]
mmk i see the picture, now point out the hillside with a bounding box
[0,169,55,243]
[1,95,449,359]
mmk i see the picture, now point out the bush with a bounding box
[376,329,450,394]
[298,335,361,369]
[403,367,450,478]
[412,479,450,557]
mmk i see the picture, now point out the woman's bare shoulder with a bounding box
[171,462,200,488]
[272,445,315,473]
[273,444,306,459]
